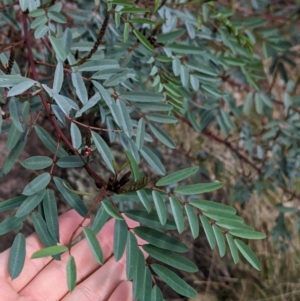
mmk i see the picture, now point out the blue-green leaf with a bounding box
[200,215,216,249]
[71,73,88,105]
[175,182,223,195]
[124,210,176,230]
[156,166,199,186]
[143,244,198,273]
[120,91,165,103]
[31,245,68,259]
[126,231,139,280]
[114,219,128,261]
[134,226,188,253]
[53,177,88,217]
[136,189,151,213]
[9,233,26,279]
[53,62,64,93]
[35,125,69,158]
[189,200,236,214]
[22,173,51,196]
[49,35,67,61]
[0,195,27,213]
[21,156,53,170]
[149,123,175,149]
[151,264,197,298]
[152,191,167,225]
[83,227,103,264]
[226,234,239,264]
[91,131,115,172]
[92,205,110,234]
[9,97,23,132]
[235,239,261,270]
[140,146,166,175]
[56,156,85,168]
[66,255,77,291]
[184,204,199,238]
[102,199,123,220]
[43,189,59,243]
[212,225,226,257]
[16,189,46,217]
[136,118,145,150]
[169,196,184,234]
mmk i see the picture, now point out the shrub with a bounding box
[5,0,298,299]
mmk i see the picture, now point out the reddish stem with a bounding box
[22,12,106,186]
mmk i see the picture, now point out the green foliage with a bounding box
[5,0,296,299]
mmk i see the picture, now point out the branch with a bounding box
[22,13,107,187]
[177,114,300,203]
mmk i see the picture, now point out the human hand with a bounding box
[0,209,139,301]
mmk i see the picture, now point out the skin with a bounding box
[0,210,142,301]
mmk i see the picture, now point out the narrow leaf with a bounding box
[143,245,198,273]
[199,215,216,249]
[151,285,163,301]
[226,234,239,264]
[92,205,110,234]
[169,196,184,234]
[102,199,124,220]
[149,123,175,149]
[175,182,223,195]
[184,204,199,238]
[141,146,166,175]
[9,97,24,132]
[31,212,58,253]
[0,195,27,213]
[31,245,68,259]
[152,191,167,225]
[35,125,69,158]
[151,264,197,298]
[190,200,236,214]
[120,91,165,103]
[53,177,88,217]
[66,256,77,291]
[133,30,154,52]
[83,227,103,264]
[16,189,46,217]
[229,229,266,240]
[43,189,59,243]
[49,35,67,61]
[136,189,151,213]
[126,231,139,280]
[235,239,261,270]
[136,118,145,150]
[91,131,115,172]
[114,219,128,261]
[21,156,53,170]
[71,73,88,104]
[22,173,51,196]
[8,81,35,97]
[124,210,176,230]
[212,225,226,257]
[156,166,199,186]
[133,249,146,300]
[9,233,26,279]
[56,156,86,168]
[134,226,188,253]
[70,122,82,150]
[53,62,64,92]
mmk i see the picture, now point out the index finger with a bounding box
[0,209,89,292]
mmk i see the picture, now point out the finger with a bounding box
[108,281,133,301]
[61,255,129,301]
[0,209,89,292]
[19,217,118,300]
[18,217,142,301]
